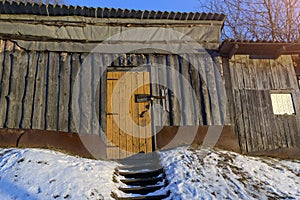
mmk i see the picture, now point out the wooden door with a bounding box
[106,71,153,159]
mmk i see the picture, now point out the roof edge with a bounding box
[0,1,226,21]
[220,39,300,59]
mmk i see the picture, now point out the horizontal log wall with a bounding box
[225,55,300,153]
[0,40,227,137]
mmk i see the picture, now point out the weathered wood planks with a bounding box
[6,46,27,128]
[58,53,71,132]
[1,38,298,155]
[0,41,13,128]
[69,53,80,133]
[227,54,300,153]
[31,52,47,130]
[0,50,227,129]
[45,52,59,131]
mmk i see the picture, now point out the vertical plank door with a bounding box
[106,71,152,159]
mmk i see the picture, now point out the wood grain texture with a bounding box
[143,72,152,153]
[131,71,140,155]
[0,41,10,128]
[6,48,27,128]
[157,55,169,126]
[32,52,47,130]
[198,54,212,125]
[227,55,300,152]
[58,53,71,132]
[119,71,127,158]
[136,72,146,153]
[106,70,153,159]
[46,52,59,131]
[169,55,182,126]
[181,54,195,125]
[69,53,80,133]
[125,71,133,156]
[148,54,161,128]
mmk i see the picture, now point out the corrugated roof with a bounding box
[221,39,292,44]
[220,39,300,59]
[0,1,226,21]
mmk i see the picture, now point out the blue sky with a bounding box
[66,0,201,12]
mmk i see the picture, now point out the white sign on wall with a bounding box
[270,93,295,115]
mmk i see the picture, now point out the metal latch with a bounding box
[135,94,166,103]
[106,112,118,115]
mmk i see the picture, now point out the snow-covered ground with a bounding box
[0,148,117,200]
[160,147,300,200]
[0,147,299,200]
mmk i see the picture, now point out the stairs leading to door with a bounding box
[111,152,170,200]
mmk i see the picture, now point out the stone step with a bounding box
[119,176,166,186]
[118,185,165,195]
[111,152,170,200]
[117,163,162,172]
[111,191,170,200]
[117,152,161,166]
[115,168,164,179]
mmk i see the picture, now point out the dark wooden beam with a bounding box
[228,44,239,59]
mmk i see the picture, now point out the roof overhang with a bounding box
[0,1,226,52]
[219,40,300,59]
[0,1,226,22]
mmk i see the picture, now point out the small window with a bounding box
[270,93,295,115]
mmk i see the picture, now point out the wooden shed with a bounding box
[0,2,298,159]
[0,1,240,159]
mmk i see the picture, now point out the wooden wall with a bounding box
[0,40,227,137]
[224,55,300,153]
[3,39,299,154]
[132,53,227,128]
[0,40,81,133]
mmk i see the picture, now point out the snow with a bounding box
[0,147,299,200]
[159,147,300,200]
[0,148,117,200]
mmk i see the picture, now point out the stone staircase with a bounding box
[111,153,170,200]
